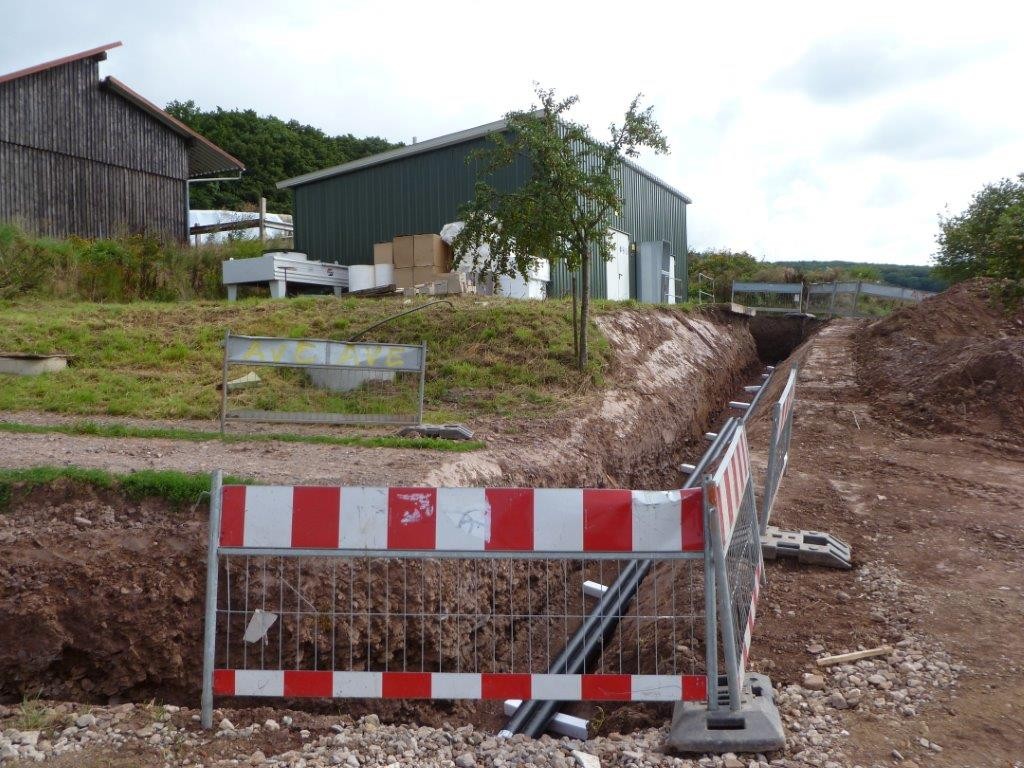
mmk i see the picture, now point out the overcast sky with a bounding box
[3,0,1022,265]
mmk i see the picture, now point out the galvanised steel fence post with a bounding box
[200,469,224,730]
[703,473,719,713]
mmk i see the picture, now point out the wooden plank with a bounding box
[815,646,893,667]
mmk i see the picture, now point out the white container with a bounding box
[374,263,394,287]
[348,264,376,292]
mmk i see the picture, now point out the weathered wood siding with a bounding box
[0,57,189,240]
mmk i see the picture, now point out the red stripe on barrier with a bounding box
[220,486,246,547]
[481,673,532,700]
[581,674,632,701]
[582,489,633,551]
[682,674,707,702]
[284,670,332,698]
[212,668,235,696]
[387,488,437,549]
[382,671,431,698]
[681,488,704,551]
[485,488,534,551]
[291,486,340,548]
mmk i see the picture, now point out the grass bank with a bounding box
[0,466,250,512]
[0,294,641,421]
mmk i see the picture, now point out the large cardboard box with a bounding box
[413,267,435,285]
[393,236,415,269]
[394,267,415,288]
[373,242,393,265]
[413,234,450,269]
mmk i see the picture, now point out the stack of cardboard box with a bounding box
[373,234,472,295]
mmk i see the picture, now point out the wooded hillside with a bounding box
[166,101,399,213]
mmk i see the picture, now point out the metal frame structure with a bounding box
[759,368,797,536]
[730,282,804,314]
[219,332,426,432]
[804,281,935,317]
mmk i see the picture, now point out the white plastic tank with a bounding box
[349,265,376,292]
[374,263,394,287]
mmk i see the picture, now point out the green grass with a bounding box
[0,466,250,513]
[12,693,62,731]
[0,294,618,421]
[0,420,486,452]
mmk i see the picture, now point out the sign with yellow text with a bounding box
[225,335,424,372]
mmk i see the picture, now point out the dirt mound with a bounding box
[856,279,1024,443]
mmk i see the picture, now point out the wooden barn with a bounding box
[0,42,243,242]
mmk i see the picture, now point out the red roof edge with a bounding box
[0,41,123,86]
[102,76,245,174]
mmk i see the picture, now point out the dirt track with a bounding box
[751,320,1024,766]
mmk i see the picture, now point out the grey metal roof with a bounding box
[276,117,691,203]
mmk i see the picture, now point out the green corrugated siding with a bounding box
[292,136,687,299]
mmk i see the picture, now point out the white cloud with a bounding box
[2,0,1023,266]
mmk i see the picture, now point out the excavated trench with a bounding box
[0,312,819,733]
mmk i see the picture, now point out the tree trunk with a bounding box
[579,252,591,369]
[570,273,579,360]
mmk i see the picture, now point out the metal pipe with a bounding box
[346,300,454,342]
[505,420,740,738]
[200,469,224,729]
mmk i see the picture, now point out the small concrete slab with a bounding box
[0,353,68,376]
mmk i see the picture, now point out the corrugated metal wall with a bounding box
[292,135,688,299]
[0,57,190,240]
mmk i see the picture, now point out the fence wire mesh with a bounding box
[722,481,761,678]
[214,555,706,680]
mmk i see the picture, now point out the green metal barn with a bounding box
[276,117,691,300]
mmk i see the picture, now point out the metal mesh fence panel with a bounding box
[214,555,706,683]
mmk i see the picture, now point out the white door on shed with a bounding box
[606,229,631,300]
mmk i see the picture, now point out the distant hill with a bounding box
[772,261,948,293]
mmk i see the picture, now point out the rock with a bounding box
[282,715,293,726]
[346,755,360,768]
[75,713,97,728]
[265,719,280,731]
[361,714,380,732]
[867,674,887,687]
[0,745,17,759]
[723,756,745,768]
[572,751,601,768]
[74,516,93,526]
[806,643,825,654]
[802,673,826,691]
[18,731,40,746]
[218,718,235,731]
[828,692,847,709]
[455,753,477,768]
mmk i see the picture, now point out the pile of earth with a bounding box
[856,278,1024,443]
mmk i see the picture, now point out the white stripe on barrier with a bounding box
[436,487,489,551]
[631,490,683,552]
[712,425,751,548]
[338,487,388,549]
[243,486,293,547]
[533,488,584,551]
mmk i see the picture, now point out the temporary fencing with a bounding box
[219,332,426,433]
[200,423,769,733]
[702,420,763,711]
[759,367,796,535]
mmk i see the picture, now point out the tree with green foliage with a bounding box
[935,173,1024,282]
[453,87,668,369]
[166,101,398,213]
